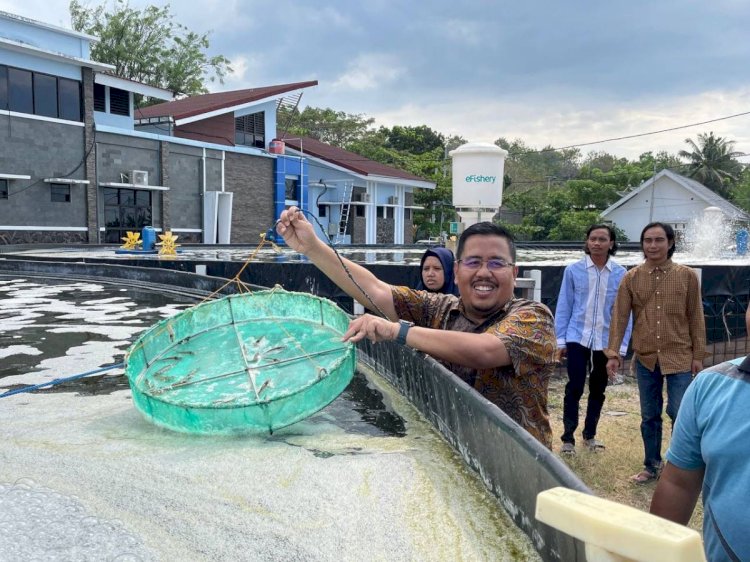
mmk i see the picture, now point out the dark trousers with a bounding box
[561,342,608,444]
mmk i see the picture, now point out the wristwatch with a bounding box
[396,320,414,346]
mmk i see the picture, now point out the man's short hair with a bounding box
[640,222,676,258]
[584,224,619,256]
[456,222,517,262]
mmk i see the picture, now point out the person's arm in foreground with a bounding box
[343,313,514,369]
[276,206,397,320]
[650,462,704,525]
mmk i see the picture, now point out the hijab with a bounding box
[416,247,459,295]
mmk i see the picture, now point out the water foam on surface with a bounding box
[0,478,153,561]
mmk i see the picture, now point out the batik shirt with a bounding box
[391,286,556,448]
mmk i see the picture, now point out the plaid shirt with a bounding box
[606,260,706,374]
[391,286,556,448]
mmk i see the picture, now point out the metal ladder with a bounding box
[335,183,353,244]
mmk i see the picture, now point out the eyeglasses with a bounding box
[457,257,515,270]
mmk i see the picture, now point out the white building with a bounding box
[601,169,750,241]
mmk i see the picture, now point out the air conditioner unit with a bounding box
[327,222,339,236]
[388,196,399,205]
[362,193,371,203]
[130,170,148,186]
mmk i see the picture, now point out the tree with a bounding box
[277,106,375,148]
[678,132,743,199]
[69,0,231,97]
[382,125,444,154]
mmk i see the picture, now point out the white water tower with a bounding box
[449,142,508,229]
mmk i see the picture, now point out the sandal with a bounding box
[630,470,658,484]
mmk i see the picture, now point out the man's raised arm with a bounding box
[276,207,398,320]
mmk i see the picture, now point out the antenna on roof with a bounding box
[276,91,304,140]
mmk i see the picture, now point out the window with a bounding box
[0,179,7,199]
[103,187,152,243]
[93,83,106,112]
[318,204,327,218]
[0,66,7,110]
[1,64,81,121]
[50,183,70,203]
[405,208,412,220]
[355,205,365,217]
[234,111,266,148]
[377,206,385,218]
[386,207,395,219]
[59,78,81,121]
[33,73,57,118]
[109,87,130,116]
[285,178,298,201]
[8,67,33,114]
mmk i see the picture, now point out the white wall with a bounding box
[608,176,716,241]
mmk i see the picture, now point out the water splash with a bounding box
[683,206,736,260]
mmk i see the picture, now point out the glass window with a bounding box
[109,87,130,116]
[234,112,265,147]
[356,205,365,217]
[285,178,298,200]
[0,179,7,199]
[318,204,327,218]
[135,190,151,206]
[121,208,136,227]
[33,73,58,118]
[377,206,385,218]
[93,83,106,112]
[405,208,412,220]
[0,66,7,111]
[103,188,119,206]
[50,183,70,203]
[59,78,81,121]
[8,67,33,114]
[120,189,135,206]
[104,207,120,227]
[386,207,394,219]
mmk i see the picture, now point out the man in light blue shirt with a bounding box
[651,306,750,562]
[556,224,631,454]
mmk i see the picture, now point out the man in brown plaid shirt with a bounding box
[605,222,705,484]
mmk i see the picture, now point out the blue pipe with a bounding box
[0,363,125,398]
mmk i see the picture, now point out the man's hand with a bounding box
[555,347,566,363]
[691,359,703,376]
[606,357,622,383]
[342,314,399,344]
[276,206,319,254]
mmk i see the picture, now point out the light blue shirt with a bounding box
[667,358,750,562]
[554,255,631,354]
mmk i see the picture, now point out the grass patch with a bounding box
[549,376,704,531]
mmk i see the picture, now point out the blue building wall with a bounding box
[272,155,308,241]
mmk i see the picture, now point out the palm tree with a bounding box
[679,132,744,199]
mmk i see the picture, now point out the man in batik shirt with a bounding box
[277,208,556,448]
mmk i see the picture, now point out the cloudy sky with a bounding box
[4,0,750,160]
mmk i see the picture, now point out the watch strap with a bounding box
[396,320,413,345]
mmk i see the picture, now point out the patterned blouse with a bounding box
[391,286,557,448]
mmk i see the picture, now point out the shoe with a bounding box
[583,438,605,451]
[560,442,575,455]
[630,470,658,484]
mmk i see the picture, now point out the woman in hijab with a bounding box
[416,247,459,295]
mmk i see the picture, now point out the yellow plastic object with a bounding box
[535,487,706,562]
[156,231,179,256]
[124,289,356,434]
[120,231,142,250]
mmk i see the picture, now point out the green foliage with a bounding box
[69,0,230,97]
[678,132,743,199]
[548,211,603,240]
[382,125,444,154]
[277,106,375,147]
